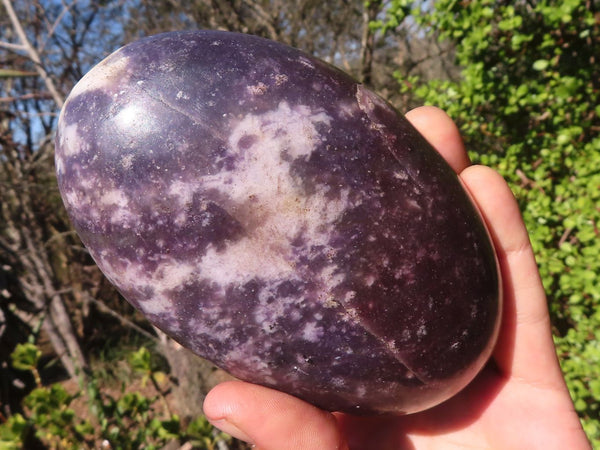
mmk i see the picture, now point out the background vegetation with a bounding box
[1,0,598,447]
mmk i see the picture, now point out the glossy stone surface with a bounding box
[55,30,501,414]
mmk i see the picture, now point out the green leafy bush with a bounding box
[2,342,94,448]
[0,344,231,449]
[378,0,599,444]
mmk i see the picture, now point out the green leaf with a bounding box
[74,420,94,436]
[557,133,571,145]
[11,343,41,372]
[128,347,152,373]
[0,414,29,445]
[533,59,549,71]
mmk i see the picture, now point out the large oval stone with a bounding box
[55,30,501,414]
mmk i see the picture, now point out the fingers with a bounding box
[459,165,565,388]
[406,104,563,387]
[405,106,471,174]
[203,381,347,450]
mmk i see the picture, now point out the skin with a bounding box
[202,106,591,450]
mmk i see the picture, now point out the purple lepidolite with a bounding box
[55,30,501,414]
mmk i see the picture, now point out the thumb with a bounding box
[203,380,348,450]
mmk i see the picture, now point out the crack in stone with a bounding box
[139,83,229,143]
[353,84,431,384]
[342,303,427,385]
[355,84,426,194]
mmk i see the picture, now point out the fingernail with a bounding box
[210,418,254,444]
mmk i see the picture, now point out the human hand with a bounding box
[203,106,591,449]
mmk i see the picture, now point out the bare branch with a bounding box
[0,40,26,51]
[40,0,80,54]
[0,92,52,103]
[359,0,381,85]
[84,294,159,343]
[2,0,65,108]
[244,0,280,41]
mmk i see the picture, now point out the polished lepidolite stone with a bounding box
[55,30,501,414]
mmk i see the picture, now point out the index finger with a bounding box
[405,106,471,174]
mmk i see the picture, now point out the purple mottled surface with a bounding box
[55,31,501,414]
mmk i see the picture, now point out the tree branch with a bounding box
[39,0,80,54]
[84,294,159,343]
[2,0,65,108]
[0,40,26,52]
[359,0,381,85]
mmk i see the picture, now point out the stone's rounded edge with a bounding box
[454,172,504,377]
[55,30,503,415]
